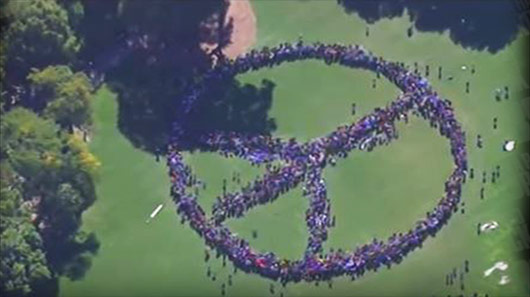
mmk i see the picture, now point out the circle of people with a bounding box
[166,41,468,285]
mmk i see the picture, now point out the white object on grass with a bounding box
[484,261,509,277]
[461,65,467,70]
[146,204,164,223]
[480,221,499,232]
[499,275,510,285]
[150,204,164,218]
[504,140,515,152]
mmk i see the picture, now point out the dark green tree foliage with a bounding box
[0,163,24,230]
[0,1,9,111]
[27,65,93,129]
[0,163,51,296]
[0,108,99,296]
[2,0,80,88]
[0,217,51,296]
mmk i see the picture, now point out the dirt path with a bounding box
[201,0,257,59]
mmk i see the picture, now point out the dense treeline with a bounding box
[1,0,275,295]
[0,0,226,296]
[0,0,99,295]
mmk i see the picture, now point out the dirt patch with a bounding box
[201,0,257,59]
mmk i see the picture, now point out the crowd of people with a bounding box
[166,41,468,284]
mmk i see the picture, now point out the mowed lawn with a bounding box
[60,1,529,297]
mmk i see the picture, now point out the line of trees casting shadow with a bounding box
[1,1,272,296]
[337,0,525,53]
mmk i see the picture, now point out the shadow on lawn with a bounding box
[337,0,523,53]
[110,73,277,154]
[180,78,278,152]
[81,0,276,154]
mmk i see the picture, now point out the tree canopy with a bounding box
[27,65,93,129]
[0,0,270,295]
[0,108,99,296]
[2,0,80,87]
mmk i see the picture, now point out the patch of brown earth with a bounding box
[200,0,257,59]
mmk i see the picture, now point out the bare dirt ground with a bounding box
[201,0,257,59]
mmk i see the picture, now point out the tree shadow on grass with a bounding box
[111,69,277,153]
[337,0,523,53]
[181,78,278,151]
[45,232,100,282]
[26,232,100,297]
[78,0,276,155]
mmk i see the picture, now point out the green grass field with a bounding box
[60,1,529,296]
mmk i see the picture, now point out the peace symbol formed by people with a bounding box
[166,41,467,284]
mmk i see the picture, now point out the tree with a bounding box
[66,134,101,176]
[0,163,51,297]
[0,107,97,227]
[43,72,93,130]
[2,0,80,90]
[0,107,100,295]
[0,218,51,296]
[27,65,93,130]
[0,162,23,225]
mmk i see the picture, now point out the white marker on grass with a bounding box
[499,275,510,285]
[146,203,164,223]
[480,221,499,233]
[484,261,508,277]
[503,140,515,152]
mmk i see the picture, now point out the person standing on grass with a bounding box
[496,165,501,178]
[495,88,502,101]
[155,147,161,162]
